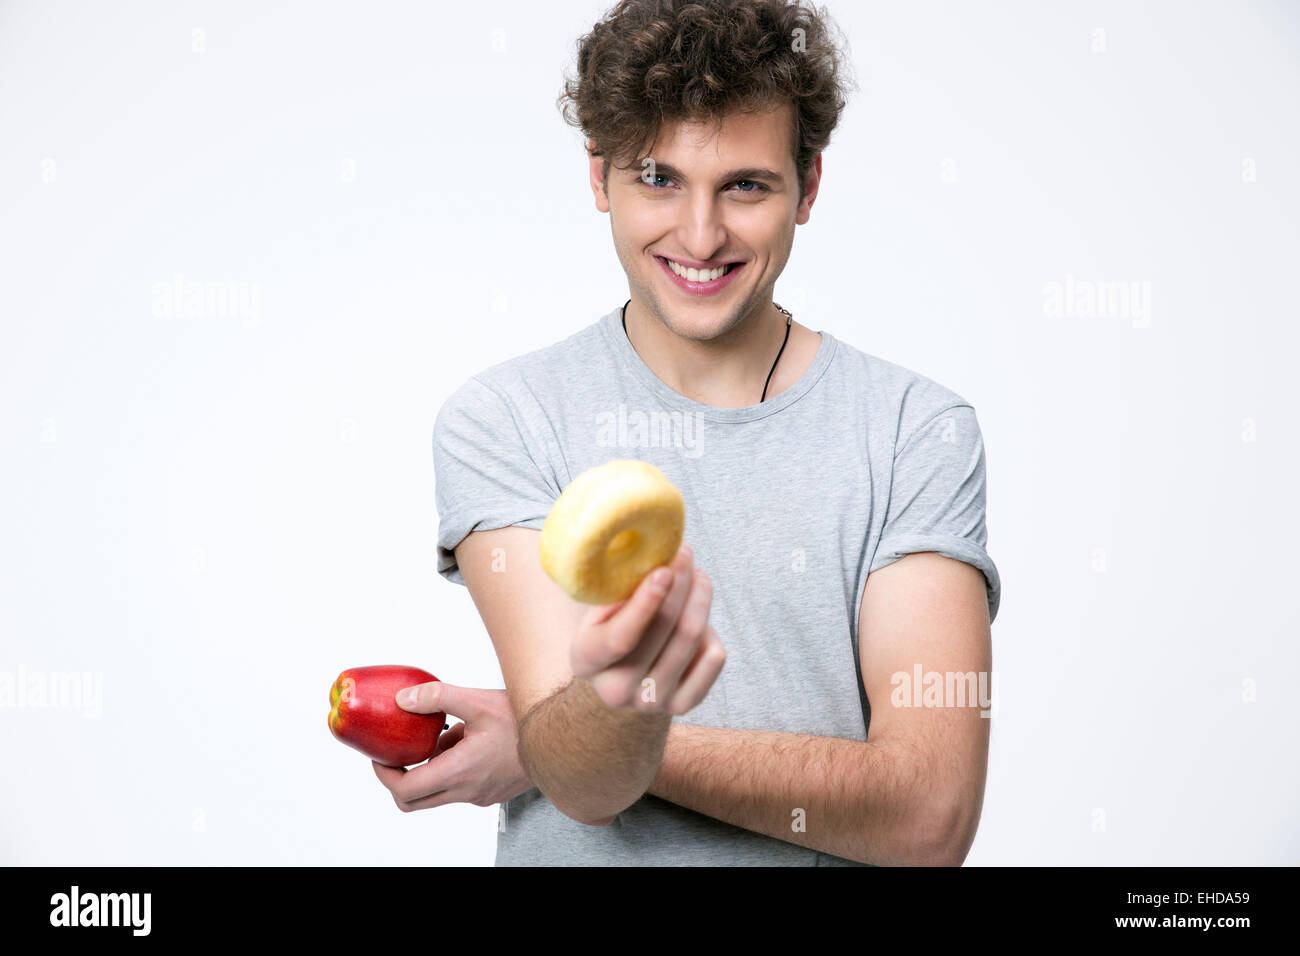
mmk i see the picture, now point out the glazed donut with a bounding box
[539,458,685,605]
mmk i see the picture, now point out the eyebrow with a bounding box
[633,161,786,186]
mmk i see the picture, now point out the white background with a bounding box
[2,0,1296,865]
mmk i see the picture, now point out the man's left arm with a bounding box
[646,551,992,866]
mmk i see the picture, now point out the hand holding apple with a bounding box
[328,665,447,768]
[372,682,534,812]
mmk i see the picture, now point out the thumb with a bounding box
[581,566,673,672]
[395,680,486,721]
[395,679,453,716]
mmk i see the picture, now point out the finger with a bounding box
[596,548,699,708]
[372,759,407,792]
[431,721,466,759]
[385,746,470,804]
[643,567,712,707]
[665,625,726,716]
[572,559,674,676]
[395,680,478,721]
[394,788,466,813]
[598,542,695,678]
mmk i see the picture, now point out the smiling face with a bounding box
[590,101,820,344]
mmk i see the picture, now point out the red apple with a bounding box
[328,665,447,768]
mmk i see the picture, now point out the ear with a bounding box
[588,139,610,213]
[795,153,823,225]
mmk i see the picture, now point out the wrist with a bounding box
[520,678,671,823]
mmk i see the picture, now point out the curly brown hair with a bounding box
[557,0,854,204]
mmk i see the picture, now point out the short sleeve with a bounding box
[433,376,559,586]
[869,404,1002,624]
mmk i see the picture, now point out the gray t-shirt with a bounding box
[433,303,1001,866]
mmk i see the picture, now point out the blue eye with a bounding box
[641,176,769,194]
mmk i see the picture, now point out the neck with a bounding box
[622,296,793,409]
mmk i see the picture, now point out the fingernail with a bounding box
[680,542,692,560]
[402,687,420,707]
[650,568,672,591]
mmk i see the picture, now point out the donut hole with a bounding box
[605,528,641,562]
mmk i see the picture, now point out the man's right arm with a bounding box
[454,525,695,826]
[517,673,671,827]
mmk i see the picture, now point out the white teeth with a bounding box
[665,258,732,282]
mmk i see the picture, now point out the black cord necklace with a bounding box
[621,299,793,403]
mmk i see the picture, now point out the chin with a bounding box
[648,300,740,342]
[663,312,733,343]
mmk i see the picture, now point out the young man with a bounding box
[374,0,1001,866]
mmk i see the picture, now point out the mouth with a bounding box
[655,255,746,295]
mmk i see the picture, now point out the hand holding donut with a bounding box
[539,459,726,715]
[571,540,724,714]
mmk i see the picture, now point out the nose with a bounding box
[673,191,729,262]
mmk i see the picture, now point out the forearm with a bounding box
[647,723,955,865]
[517,676,670,825]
